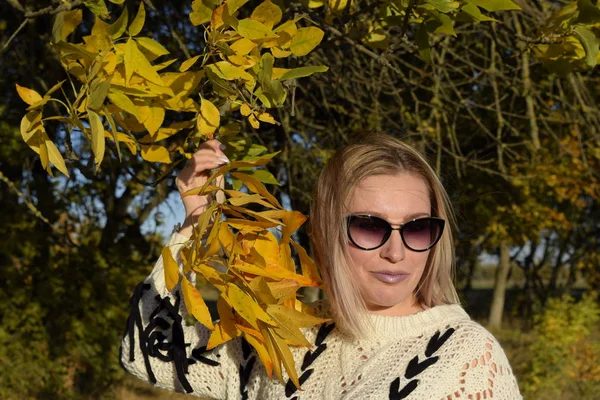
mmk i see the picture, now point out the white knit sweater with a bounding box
[121,233,523,399]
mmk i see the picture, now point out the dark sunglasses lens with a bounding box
[402,218,443,250]
[348,216,389,249]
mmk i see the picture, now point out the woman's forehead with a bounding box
[348,173,431,218]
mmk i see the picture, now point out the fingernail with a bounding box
[219,143,227,151]
[218,156,230,164]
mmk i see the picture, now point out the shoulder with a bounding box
[435,313,523,399]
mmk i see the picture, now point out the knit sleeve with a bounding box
[120,232,243,399]
[443,322,523,400]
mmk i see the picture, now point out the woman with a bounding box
[121,134,523,399]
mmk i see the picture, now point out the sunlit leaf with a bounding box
[237,18,279,40]
[129,2,146,36]
[108,6,128,38]
[182,276,215,329]
[15,85,43,106]
[45,140,69,177]
[88,109,105,171]
[141,144,171,163]
[198,98,221,138]
[162,246,180,292]
[251,0,282,29]
[290,27,324,56]
[180,55,201,72]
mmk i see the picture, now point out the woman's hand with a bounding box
[175,139,228,238]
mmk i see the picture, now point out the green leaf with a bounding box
[468,0,520,12]
[460,2,497,22]
[434,13,456,36]
[576,0,600,25]
[426,0,461,13]
[573,25,599,67]
[244,169,279,185]
[278,65,328,80]
[88,110,105,171]
[416,25,432,63]
[129,2,146,36]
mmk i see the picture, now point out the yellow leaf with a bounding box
[236,323,266,341]
[135,37,170,59]
[244,333,273,378]
[141,144,171,163]
[240,103,252,116]
[265,331,282,381]
[52,9,83,43]
[162,246,180,292]
[227,54,252,66]
[231,38,257,55]
[258,112,276,124]
[207,61,255,82]
[124,39,164,86]
[16,84,43,106]
[190,0,215,26]
[291,240,322,284]
[250,230,279,266]
[45,140,69,177]
[271,47,291,58]
[328,0,349,14]
[198,98,220,138]
[88,110,105,171]
[266,279,300,299]
[108,90,139,118]
[251,0,282,29]
[228,0,249,14]
[231,172,282,208]
[290,27,324,56]
[269,330,300,387]
[210,4,226,30]
[180,55,201,72]
[129,2,146,36]
[265,306,312,346]
[39,141,51,176]
[138,120,193,143]
[20,111,42,142]
[182,276,215,329]
[87,79,111,110]
[218,222,242,257]
[226,283,277,327]
[137,103,165,135]
[209,296,241,348]
[248,113,260,129]
[272,67,291,79]
[225,283,259,329]
[109,6,129,39]
[237,19,279,40]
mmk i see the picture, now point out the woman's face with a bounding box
[346,173,432,316]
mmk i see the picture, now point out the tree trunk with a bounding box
[488,241,510,330]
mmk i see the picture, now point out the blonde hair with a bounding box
[309,133,460,338]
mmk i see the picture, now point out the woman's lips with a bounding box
[371,272,410,284]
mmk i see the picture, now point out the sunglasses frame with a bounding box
[346,215,445,252]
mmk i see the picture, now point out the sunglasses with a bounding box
[346,215,445,252]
